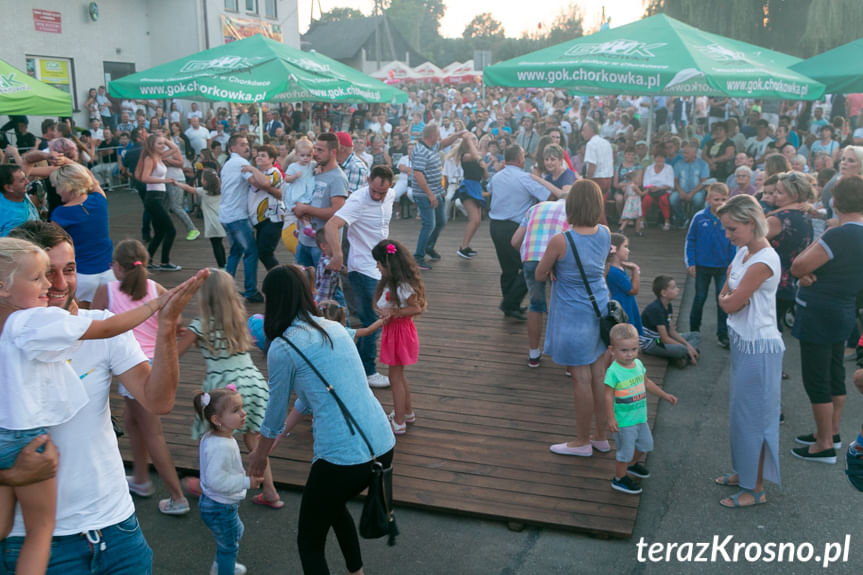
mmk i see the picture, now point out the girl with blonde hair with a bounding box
[178,269,282,509]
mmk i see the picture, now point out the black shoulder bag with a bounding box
[564,231,628,346]
[278,336,398,545]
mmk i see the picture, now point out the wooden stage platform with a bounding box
[104,190,689,538]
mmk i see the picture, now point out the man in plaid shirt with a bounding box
[511,198,569,367]
[336,131,369,193]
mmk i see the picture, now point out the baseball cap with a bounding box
[335,131,352,147]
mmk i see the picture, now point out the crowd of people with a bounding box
[1,83,863,573]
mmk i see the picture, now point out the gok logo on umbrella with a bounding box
[179,56,266,73]
[563,40,667,60]
[0,73,29,95]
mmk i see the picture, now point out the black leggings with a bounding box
[210,237,226,268]
[800,340,846,404]
[255,219,281,270]
[144,191,176,264]
[297,449,394,574]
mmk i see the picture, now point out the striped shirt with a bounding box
[410,140,442,196]
[519,200,569,262]
[340,153,369,194]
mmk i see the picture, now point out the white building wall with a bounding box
[0,0,299,127]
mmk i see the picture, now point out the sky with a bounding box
[297,0,646,39]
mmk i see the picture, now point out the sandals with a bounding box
[252,493,285,509]
[714,473,739,486]
[720,488,766,508]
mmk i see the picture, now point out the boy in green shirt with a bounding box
[605,323,678,494]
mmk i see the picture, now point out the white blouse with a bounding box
[726,245,784,347]
[0,307,92,430]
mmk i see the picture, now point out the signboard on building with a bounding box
[221,14,282,44]
[33,9,62,34]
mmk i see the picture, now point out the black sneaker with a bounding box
[159,263,183,271]
[415,260,432,271]
[791,445,837,464]
[845,442,863,492]
[426,247,441,261]
[611,475,643,494]
[717,334,730,348]
[795,433,841,449]
[147,263,161,271]
[627,462,650,478]
[527,355,541,368]
[456,247,473,259]
[245,292,264,304]
[465,247,477,257]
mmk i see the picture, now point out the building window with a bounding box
[264,0,276,19]
[26,55,77,110]
[225,0,238,11]
[245,0,257,14]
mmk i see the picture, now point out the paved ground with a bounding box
[130,220,862,575]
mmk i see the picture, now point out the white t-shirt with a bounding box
[0,307,92,430]
[642,163,676,190]
[333,185,394,279]
[199,432,250,505]
[584,134,614,178]
[185,126,211,155]
[10,309,147,536]
[376,282,415,309]
[726,245,783,344]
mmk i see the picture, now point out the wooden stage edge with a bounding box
[105,189,690,539]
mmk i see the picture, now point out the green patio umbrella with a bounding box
[109,34,408,105]
[0,58,73,116]
[790,38,863,93]
[484,14,823,100]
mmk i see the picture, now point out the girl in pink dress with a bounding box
[372,239,427,435]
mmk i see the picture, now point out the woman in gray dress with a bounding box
[535,180,611,457]
[715,194,784,507]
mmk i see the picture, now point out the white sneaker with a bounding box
[367,372,390,388]
[210,561,247,575]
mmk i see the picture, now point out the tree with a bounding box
[645,0,863,58]
[385,0,446,55]
[546,3,584,45]
[463,13,505,41]
[313,6,365,25]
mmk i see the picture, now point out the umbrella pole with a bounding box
[259,106,264,143]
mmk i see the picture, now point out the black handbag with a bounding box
[278,336,399,546]
[564,231,628,346]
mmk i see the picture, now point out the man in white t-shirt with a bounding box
[1,221,206,575]
[186,102,203,124]
[582,118,614,224]
[185,116,211,156]
[324,165,395,389]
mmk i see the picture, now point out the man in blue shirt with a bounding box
[0,165,39,236]
[488,145,562,320]
[672,143,711,228]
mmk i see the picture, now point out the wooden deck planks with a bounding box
[103,190,688,538]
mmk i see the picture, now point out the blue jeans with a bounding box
[0,514,152,575]
[223,219,259,298]
[690,266,728,336]
[669,189,706,225]
[348,271,381,376]
[199,494,244,575]
[413,192,446,262]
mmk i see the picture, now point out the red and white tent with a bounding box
[411,61,445,83]
[370,61,414,85]
[444,59,482,84]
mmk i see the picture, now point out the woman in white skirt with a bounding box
[715,194,784,508]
